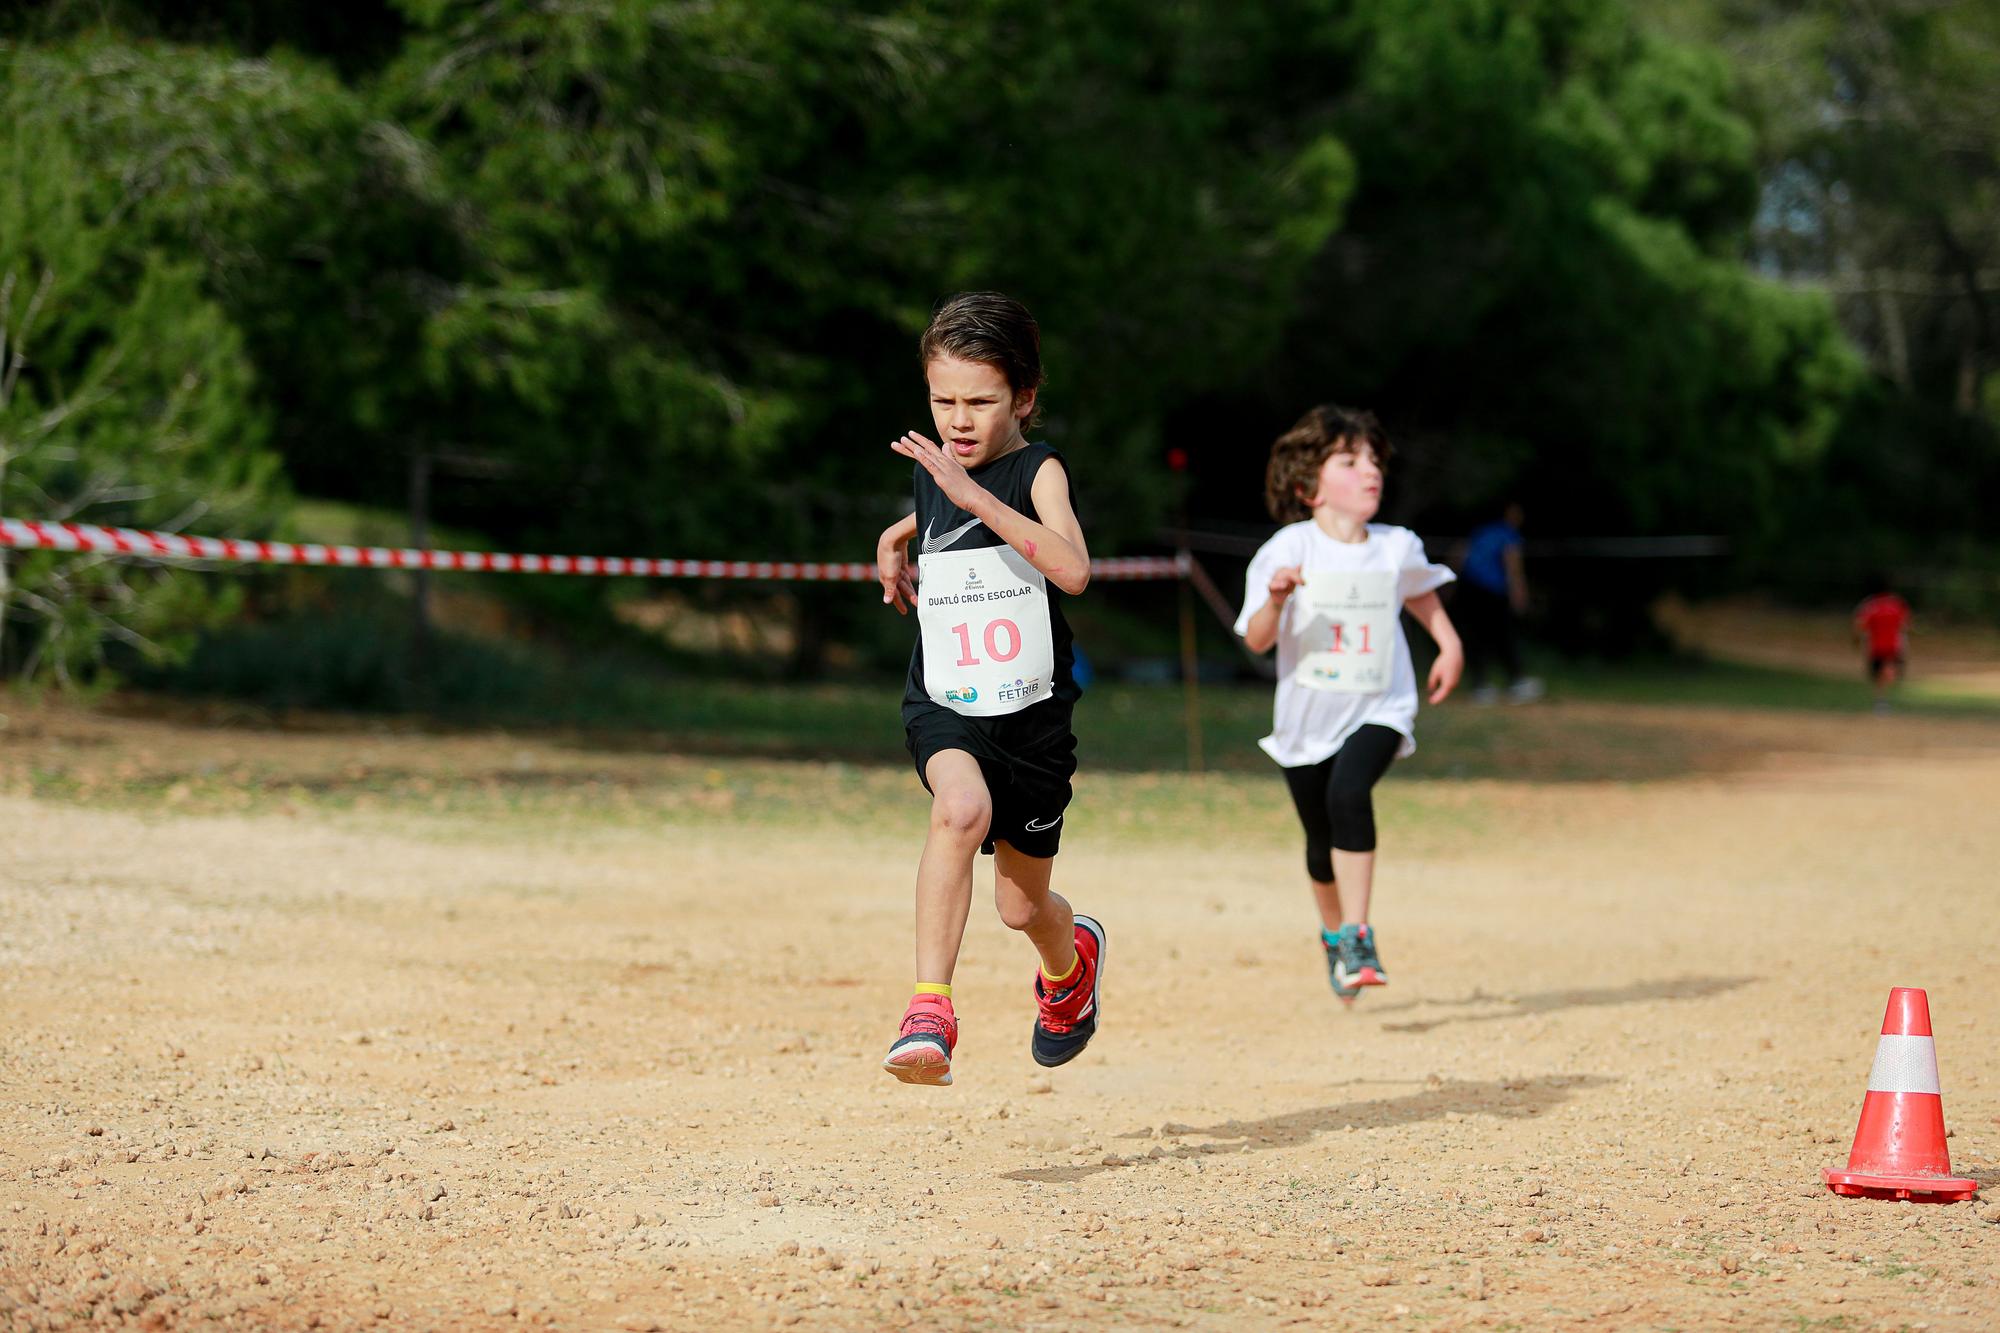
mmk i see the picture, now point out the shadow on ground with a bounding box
[1365,976,1757,1034]
[1004,1075,1611,1185]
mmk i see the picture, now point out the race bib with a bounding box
[1294,568,1397,693]
[917,544,1055,717]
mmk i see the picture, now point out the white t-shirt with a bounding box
[1233,522,1456,767]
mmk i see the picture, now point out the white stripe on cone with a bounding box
[1865,1034,1942,1095]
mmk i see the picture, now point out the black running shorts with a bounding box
[905,704,1076,858]
[1868,653,1905,681]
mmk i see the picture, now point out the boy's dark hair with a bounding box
[919,292,1045,427]
[1264,404,1392,522]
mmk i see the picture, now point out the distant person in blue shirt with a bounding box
[1457,501,1541,703]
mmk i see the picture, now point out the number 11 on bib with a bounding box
[1295,569,1397,693]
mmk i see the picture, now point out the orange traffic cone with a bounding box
[1824,987,1977,1202]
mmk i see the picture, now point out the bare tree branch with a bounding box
[0,267,57,408]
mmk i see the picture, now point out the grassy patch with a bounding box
[1531,654,2000,717]
[136,564,2000,782]
[10,732,1498,859]
[114,662,1864,783]
[26,615,2000,855]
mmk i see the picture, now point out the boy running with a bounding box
[873,292,1104,1086]
[1853,576,1912,713]
[1235,406,1462,1002]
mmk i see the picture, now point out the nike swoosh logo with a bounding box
[1022,815,1063,832]
[922,516,984,553]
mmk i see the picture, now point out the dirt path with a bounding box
[3,702,1997,1330]
[1657,595,2000,700]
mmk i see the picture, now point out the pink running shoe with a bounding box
[882,993,958,1086]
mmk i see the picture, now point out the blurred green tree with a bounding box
[1653,0,2000,601]
[5,0,1931,683]
[0,46,297,680]
[367,0,1357,667]
[1215,0,1860,538]
[370,1,1351,553]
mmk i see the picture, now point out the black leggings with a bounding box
[1280,724,1403,882]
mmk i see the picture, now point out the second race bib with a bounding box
[1294,568,1397,693]
[917,544,1056,717]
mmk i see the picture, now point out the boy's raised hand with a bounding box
[891,431,984,512]
[1268,566,1306,604]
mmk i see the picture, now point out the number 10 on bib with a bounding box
[917,545,1057,717]
[1295,569,1397,693]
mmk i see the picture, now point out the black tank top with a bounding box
[902,442,1079,747]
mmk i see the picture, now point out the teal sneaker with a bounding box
[1332,924,1388,991]
[1321,929,1361,1004]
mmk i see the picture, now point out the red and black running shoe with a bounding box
[882,994,958,1086]
[1031,915,1105,1068]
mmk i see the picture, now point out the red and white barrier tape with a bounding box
[1091,555,1194,581]
[0,518,1190,583]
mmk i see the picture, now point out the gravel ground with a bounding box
[2,701,1996,1330]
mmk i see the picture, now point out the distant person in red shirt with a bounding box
[1853,575,1911,713]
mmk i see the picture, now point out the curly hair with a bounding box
[919,291,1046,428]
[1263,404,1393,523]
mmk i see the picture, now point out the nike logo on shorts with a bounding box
[1022,815,1064,832]
[923,516,984,553]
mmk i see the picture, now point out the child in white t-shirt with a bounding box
[1234,405,1463,1002]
